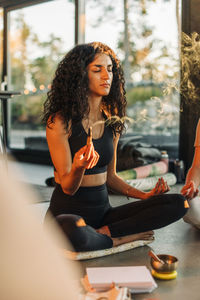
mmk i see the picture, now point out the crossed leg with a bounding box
[96,226,154,246]
[52,194,187,252]
[96,193,187,246]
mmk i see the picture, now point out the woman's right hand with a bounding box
[73,143,99,170]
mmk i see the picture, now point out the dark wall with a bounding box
[179,0,200,172]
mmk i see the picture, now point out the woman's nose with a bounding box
[101,69,109,79]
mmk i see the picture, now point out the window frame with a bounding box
[1,0,79,164]
[1,0,199,168]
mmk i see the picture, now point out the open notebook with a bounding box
[86,266,157,293]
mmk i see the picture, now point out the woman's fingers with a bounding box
[92,151,100,166]
[154,179,161,193]
[181,188,190,198]
[76,145,87,157]
[84,143,94,161]
[152,177,169,195]
[185,185,198,199]
[166,182,170,192]
[74,142,99,169]
[86,150,99,169]
[189,191,195,198]
[181,181,194,193]
[181,185,188,194]
[157,184,164,194]
[182,188,195,200]
[193,189,199,198]
[160,177,167,192]
[74,144,93,167]
[181,181,197,199]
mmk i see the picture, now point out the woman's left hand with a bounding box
[144,177,170,199]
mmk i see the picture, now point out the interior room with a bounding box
[1,1,200,299]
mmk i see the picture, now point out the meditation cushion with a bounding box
[63,239,153,260]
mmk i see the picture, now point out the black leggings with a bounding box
[45,183,187,252]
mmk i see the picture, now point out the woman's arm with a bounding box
[181,146,200,199]
[185,147,200,187]
[46,115,99,195]
[181,120,200,199]
[106,134,168,200]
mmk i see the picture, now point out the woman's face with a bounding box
[87,53,113,97]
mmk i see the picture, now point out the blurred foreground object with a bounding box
[183,196,200,229]
[79,285,131,300]
[0,154,80,300]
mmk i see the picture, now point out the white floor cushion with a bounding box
[183,196,200,229]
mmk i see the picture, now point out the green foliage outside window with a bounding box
[126,85,163,105]
[10,12,65,129]
[6,0,177,132]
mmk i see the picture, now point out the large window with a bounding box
[85,0,180,152]
[85,0,124,52]
[3,0,180,161]
[8,0,75,150]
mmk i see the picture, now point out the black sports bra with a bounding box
[68,121,114,175]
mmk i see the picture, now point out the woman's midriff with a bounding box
[54,171,107,187]
[81,172,107,186]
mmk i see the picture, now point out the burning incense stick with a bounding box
[87,127,92,145]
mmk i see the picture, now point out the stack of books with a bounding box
[86,266,157,294]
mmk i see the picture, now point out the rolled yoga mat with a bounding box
[126,172,177,191]
[118,160,168,181]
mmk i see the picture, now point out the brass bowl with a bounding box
[150,254,178,274]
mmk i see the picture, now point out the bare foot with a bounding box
[96,226,154,247]
[96,225,111,236]
[112,231,154,247]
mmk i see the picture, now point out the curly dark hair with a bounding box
[43,41,127,134]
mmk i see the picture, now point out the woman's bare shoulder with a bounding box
[46,114,71,137]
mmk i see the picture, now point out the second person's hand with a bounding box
[181,181,199,200]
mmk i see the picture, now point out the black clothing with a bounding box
[69,122,114,175]
[45,120,188,252]
[46,183,187,251]
[56,214,113,252]
[48,183,111,228]
[101,193,187,237]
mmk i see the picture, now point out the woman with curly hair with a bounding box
[43,42,187,252]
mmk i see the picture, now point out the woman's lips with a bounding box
[100,83,110,88]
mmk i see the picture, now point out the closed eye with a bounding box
[91,64,113,73]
